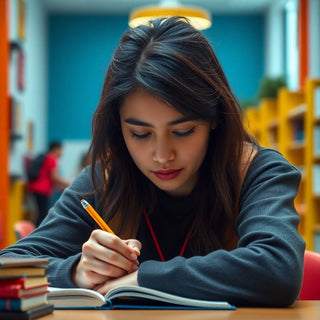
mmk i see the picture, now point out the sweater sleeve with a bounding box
[0,166,98,287]
[137,149,306,307]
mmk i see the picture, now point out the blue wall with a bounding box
[48,14,264,141]
[204,15,265,103]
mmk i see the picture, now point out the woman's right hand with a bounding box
[72,229,141,289]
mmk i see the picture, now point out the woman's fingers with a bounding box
[94,271,138,295]
[90,230,139,272]
[81,245,136,277]
[72,230,142,290]
[125,239,142,256]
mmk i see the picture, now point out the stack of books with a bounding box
[0,257,54,319]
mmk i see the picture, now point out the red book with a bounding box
[0,283,49,298]
[0,276,48,289]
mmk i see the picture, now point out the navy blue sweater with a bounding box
[0,148,305,306]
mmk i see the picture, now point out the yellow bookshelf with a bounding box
[244,98,279,149]
[8,179,26,245]
[260,98,278,149]
[304,79,320,250]
[244,82,320,248]
[244,107,260,141]
[277,87,306,237]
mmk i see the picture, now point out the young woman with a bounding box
[0,17,305,307]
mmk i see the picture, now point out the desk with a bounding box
[41,301,319,320]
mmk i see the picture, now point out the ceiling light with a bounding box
[128,0,212,30]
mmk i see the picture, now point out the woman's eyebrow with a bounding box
[124,116,196,127]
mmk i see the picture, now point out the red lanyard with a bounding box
[143,210,196,262]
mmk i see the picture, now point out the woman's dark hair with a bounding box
[89,16,258,253]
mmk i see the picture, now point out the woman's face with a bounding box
[120,90,212,197]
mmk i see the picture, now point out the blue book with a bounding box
[0,295,48,311]
[48,285,235,310]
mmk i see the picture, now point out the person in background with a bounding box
[0,17,305,307]
[27,141,70,226]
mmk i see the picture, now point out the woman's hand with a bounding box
[94,270,138,295]
[72,229,141,289]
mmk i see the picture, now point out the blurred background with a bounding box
[1,0,319,249]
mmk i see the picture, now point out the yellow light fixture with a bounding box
[129,0,212,30]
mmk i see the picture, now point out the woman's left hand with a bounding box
[94,270,138,294]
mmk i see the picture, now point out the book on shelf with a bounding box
[0,303,54,320]
[292,119,304,142]
[48,285,236,310]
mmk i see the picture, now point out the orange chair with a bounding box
[14,220,36,240]
[299,250,320,300]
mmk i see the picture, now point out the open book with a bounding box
[48,285,235,310]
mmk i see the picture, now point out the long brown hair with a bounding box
[89,17,258,253]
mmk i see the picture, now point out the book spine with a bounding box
[0,284,21,298]
[0,298,23,311]
[0,278,24,286]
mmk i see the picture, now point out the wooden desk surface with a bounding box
[41,301,320,320]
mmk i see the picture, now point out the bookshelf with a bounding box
[8,179,25,245]
[278,88,306,237]
[245,79,320,250]
[245,107,260,141]
[305,79,320,249]
[245,98,278,149]
[261,98,279,149]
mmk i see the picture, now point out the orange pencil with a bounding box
[80,199,115,235]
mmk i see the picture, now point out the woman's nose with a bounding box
[152,138,175,164]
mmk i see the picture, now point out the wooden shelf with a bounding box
[244,79,320,250]
[289,141,305,151]
[288,104,306,120]
[268,120,279,129]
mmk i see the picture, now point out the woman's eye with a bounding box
[131,131,150,139]
[173,127,195,137]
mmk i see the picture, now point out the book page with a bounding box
[48,287,105,307]
[105,285,232,308]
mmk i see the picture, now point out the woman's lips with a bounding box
[153,169,182,180]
